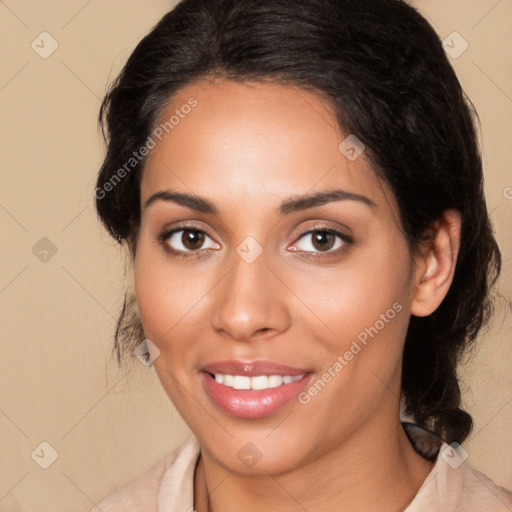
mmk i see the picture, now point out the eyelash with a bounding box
[157,223,354,259]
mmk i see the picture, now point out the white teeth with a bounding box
[212,373,305,390]
[232,376,251,390]
[250,375,269,390]
[267,375,283,388]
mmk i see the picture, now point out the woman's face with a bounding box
[135,80,420,474]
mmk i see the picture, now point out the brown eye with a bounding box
[290,228,351,254]
[182,229,205,250]
[311,231,336,251]
[161,227,220,254]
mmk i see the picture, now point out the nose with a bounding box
[210,249,292,342]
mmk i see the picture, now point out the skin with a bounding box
[134,79,461,512]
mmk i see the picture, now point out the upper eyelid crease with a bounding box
[143,188,376,214]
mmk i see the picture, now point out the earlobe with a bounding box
[411,209,461,317]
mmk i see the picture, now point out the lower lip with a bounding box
[201,372,312,419]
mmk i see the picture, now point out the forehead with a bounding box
[141,79,397,219]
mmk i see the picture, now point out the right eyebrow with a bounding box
[143,190,219,215]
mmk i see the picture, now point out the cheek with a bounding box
[134,237,193,346]
[134,247,167,341]
[292,242,410,339]
[133,233,219,374]
[289,241,412,399]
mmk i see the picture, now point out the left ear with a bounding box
[410,209,461,317]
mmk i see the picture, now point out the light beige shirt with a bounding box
[92,428,512,512]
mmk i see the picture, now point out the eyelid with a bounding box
[159,220,216,238]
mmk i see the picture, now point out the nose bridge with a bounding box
[210,245,291,341]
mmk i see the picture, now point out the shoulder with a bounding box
[90,436,200,512]
[403,423,512,512]
[410,455,512,511]
[457,462,512,511]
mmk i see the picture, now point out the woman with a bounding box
[92,0,512,510]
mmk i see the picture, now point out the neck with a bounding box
[193,415,435,512]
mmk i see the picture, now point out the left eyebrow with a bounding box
[278,189,376,215]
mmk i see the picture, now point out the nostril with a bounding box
[257,328,274,337]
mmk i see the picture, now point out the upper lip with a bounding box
[201,360,311,377]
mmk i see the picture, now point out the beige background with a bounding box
[0,1,511,510]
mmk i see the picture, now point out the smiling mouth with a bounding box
[207,372,306,390]
[201,368,313,419]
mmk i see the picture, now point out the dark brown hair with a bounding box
[95,0,501,444]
